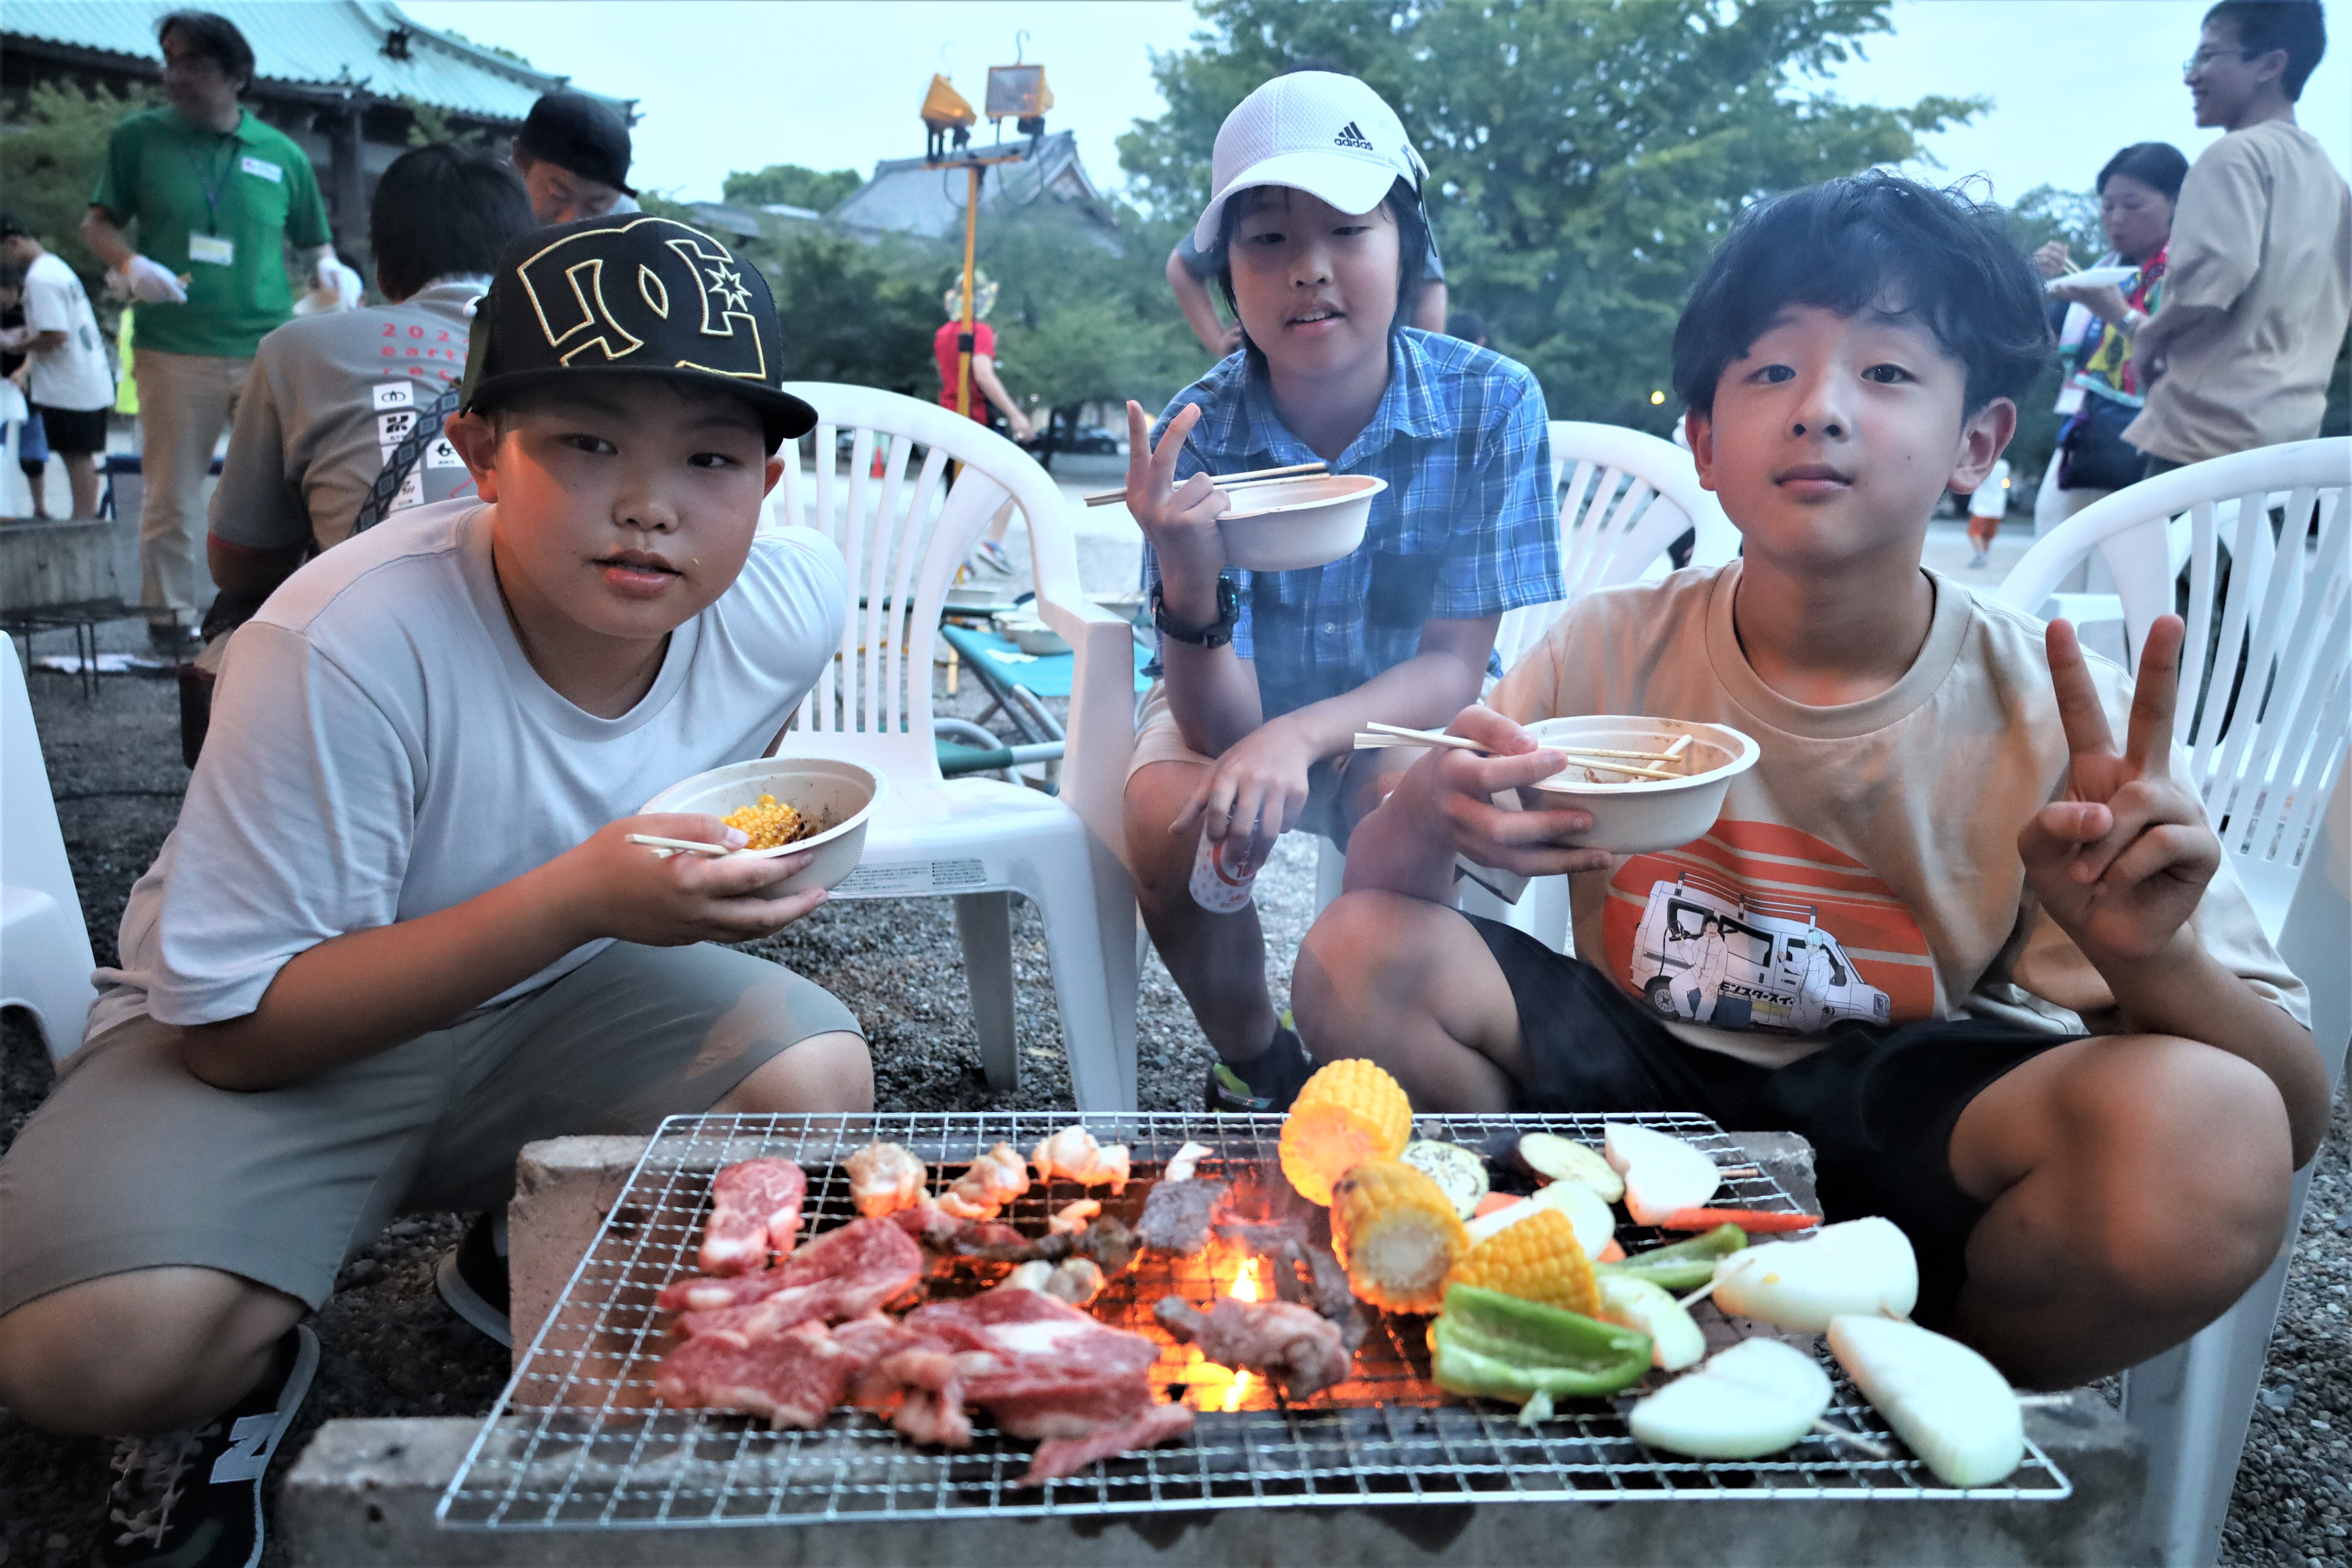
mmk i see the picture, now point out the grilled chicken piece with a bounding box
[845,1142,928,1218]
[937,1142,1031,1220]
[1030,1126,1132,1194]
[1154,1295,1352,1400]
[1049,1199,1101,1236]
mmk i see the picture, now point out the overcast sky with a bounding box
[401,0,2350,210]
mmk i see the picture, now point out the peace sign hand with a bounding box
[2017,616,2220,962]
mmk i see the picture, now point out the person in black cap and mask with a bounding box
[0,213,863,1568]
[513,89,639,224]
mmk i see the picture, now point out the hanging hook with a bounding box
[1014,28,1029,63]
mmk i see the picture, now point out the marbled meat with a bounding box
[698,1158,807,1276]
[660,1217,922,1337]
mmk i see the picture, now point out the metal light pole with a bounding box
[920,55,1052,431]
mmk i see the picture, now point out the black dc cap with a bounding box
[516,91,635,196]
[459,214,815,451]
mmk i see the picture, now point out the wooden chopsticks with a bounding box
[1348,722,1697,781]
[1082,461,1328,508]
[626,832,733,858]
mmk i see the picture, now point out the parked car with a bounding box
[1067,424,1125,455]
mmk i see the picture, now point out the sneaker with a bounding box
[435,1210,513,1348]
[969,539,1015,576]
[98,1324,318,1568]
[1206,1015,1317,1113]
[1968,548,1991,570]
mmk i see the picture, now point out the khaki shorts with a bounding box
[0,942,860,1317]
[1129,682,1394,847]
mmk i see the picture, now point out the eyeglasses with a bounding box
[2182,47,2259,72]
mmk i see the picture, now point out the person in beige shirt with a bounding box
[2124,0,2350,470]
[1293,172,2330,1390]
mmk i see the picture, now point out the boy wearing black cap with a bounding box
[0,215,860,1568]
[513,90,638,225]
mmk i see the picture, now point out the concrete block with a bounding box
[506,1135,645,1381]
[0,517,134,611]
[283,1401,2144,1567]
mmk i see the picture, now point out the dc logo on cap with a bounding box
[514,217,768,383]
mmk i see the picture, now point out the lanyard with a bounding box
[184,128,238,236]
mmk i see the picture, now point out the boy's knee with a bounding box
[717,1029,873,1116]
[2056,1039,2290,1314]
[0,1270,296,1435]
[1295,891,1446,1038]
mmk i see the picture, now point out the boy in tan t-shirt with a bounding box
[1294,173,2329,1388]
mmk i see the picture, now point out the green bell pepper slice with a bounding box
[1428,1284,1653,1403]
[1596,1222,1747,1292]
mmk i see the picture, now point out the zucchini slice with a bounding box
[1401,1139,1489,1219]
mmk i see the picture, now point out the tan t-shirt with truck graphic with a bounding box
[1489,562,2309,1070]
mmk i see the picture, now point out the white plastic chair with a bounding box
[768,384,1139,1112]
[1451,423,1743,946]
[2,639,97,1061]
[1997,437,2351,1568]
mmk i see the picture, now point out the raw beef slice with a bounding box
[663,1218,921,1337]
[698,1158,808,1276]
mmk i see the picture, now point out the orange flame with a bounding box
[1221,1257,1266,1412]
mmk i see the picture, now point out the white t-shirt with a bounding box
[89,498,850,1039]
[21,252,113,412]
[1966,459,2011,519]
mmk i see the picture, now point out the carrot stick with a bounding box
[1473,1191,1524,1219]
[1654,1207,1821,1233]
[1597,1237,1626,1262]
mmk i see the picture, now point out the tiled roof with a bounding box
[3,1,624,124]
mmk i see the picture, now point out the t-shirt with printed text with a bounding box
[1488,563,2308,1069]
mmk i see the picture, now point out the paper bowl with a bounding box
[993,615,1070,656]
[1218,474,1385,572]
[640,758,887,899]
[2044,265,2136,292]
[1521,717,1758,854]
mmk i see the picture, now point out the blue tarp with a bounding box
[938,623,1150,699]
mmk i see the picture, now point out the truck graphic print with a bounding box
[1626,867,1890,1032]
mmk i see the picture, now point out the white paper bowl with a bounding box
[993,615,1070,656]
[640,758,887,899]
[2044,265,2136,292]
[1521,716,1759,854]
[1218,474,1385,572]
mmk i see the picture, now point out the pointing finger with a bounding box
[2045,619,2116,760]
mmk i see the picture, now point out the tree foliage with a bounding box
[1118,0,1984,431]
[724,163,864,214]
[0,78,163,291]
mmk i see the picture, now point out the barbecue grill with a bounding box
[437,1112,2072,1531]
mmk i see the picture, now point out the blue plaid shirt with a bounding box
[1142,328,1559,720]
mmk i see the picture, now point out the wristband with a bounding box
[1152,577,1239,649]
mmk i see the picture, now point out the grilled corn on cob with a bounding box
[1329,1158,1467,1314]
[1279,1058,1412,1206]
[721,794,808,850]
[1444,1207,1599,1318]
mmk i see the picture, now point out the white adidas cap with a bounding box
[1191,72,1428,253]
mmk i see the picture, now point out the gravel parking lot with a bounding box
[1,638,2343,1568]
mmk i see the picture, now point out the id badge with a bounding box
[188,233,235,266]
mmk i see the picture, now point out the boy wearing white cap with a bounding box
[1120,71,1560,1113]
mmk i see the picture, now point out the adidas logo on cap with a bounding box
[1333,121,1375,151]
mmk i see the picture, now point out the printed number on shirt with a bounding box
[372,381,414,411]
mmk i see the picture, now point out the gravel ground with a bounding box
[1,630,2345,1567]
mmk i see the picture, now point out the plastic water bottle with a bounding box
[1188,831,1263,913]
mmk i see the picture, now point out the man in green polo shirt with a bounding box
[80,9,336,654]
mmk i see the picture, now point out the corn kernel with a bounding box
[721,793,808,850]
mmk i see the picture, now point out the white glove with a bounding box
[294,257,363,316]
[116,254,189,305]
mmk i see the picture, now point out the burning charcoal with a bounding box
[1138,1178,1231,1257]
[1155,1295,1352,1400]
[1213,1217,1366,1354]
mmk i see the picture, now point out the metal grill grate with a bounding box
[438,1112,2071,1530]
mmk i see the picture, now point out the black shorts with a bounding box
[1467,914,2081,1328]
[31,403,106,455]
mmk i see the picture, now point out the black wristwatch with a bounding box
[1152,577,1240,649]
